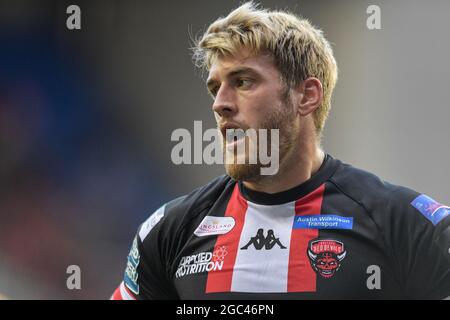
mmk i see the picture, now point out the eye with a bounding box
[208,86,219,98]
[236,78,252,89]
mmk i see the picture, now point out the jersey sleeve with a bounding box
[389,191,450,299]
[111,203,179,300]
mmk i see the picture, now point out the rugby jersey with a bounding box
[112,154,450,299]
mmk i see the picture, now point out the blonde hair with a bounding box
[192,1,338,136]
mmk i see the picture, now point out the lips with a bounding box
[220,122,243,138]
[319,271,334,278]
[219,122,246,146]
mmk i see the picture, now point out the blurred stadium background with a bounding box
[1,0,449,299]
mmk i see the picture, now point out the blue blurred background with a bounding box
[1,0,449,299]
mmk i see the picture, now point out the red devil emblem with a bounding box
[307,239,346,279]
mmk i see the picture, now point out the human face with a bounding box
[206,51,299,181]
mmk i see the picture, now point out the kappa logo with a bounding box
[194,216,235,237]
[307,239,347,279]
[240,228,287,250]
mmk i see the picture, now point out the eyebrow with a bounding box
[206,67,258,89]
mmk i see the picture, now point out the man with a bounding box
[112,2,450,299]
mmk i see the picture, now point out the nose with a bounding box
[212,84,237,118]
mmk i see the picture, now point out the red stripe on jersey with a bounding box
[287,183,325,292]
[205,184,248,293]
[111,285,123,300]
[111,282,137,300]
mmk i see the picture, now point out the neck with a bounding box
[242,138,325,194]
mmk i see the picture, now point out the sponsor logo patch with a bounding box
[175,246,228,278]
[124,237,140,294]
[194,216,235,237]
[139,204,165,241]
[293,215,353,230]
[307,239,347,279]
[411,194,450,226]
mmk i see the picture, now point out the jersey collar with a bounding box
[237,154,339,205]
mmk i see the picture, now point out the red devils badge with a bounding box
[307,239,347,279]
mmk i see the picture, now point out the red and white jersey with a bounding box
[112,154,450,299]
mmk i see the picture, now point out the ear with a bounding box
[293,77,323,116]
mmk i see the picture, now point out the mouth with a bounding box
[220,123,246,148]
[220,122,242,137]
[319,270,334,278]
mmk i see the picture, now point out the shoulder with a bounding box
[329,159,419,200]
[328,158,450,231]
[138,174,235,243]
[328,159,433,224]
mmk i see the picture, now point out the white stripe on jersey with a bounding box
[120,282,136,300]
[231,201,296,293]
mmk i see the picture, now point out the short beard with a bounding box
[224,94,296,182]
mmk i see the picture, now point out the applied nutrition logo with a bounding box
[175,246,228,278]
